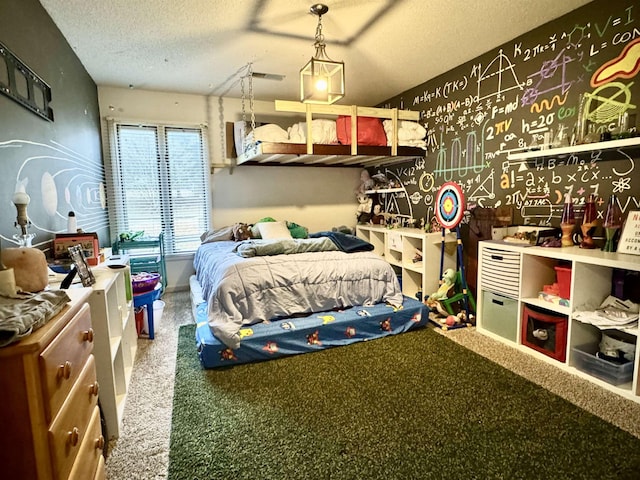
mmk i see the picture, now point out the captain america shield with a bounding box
[435,182,465,229]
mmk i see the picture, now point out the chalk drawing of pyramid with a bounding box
[477,49,523,101]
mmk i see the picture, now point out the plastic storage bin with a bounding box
[481,291,518,342]
[572,343,634,386]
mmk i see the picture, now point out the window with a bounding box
[105,121,210,255]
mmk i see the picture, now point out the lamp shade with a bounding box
[300,57,344,104]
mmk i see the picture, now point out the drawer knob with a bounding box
[58,361,72,379]
[68,427,80,447]
[96,435,105,451]
[89,381,100,397]
[83,328,94,343]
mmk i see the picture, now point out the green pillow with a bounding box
[287,221,309,239]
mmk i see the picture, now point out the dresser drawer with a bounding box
[40,302,94,423]
[68,405,104,480]
[480,247,521,298]
[48,354,99,480]
[93,454,106,480]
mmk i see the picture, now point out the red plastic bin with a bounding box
[554,265,572,300]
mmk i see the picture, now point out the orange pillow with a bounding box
[336,116,387,146]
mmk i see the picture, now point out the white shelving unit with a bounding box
[477,240,640,404]
[84,265,137,439]
[356,226,457,300]
[507,136,640,161]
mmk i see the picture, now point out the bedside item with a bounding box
[0,290,105,479]
[68,245,95,287]
[112,233,166,294]
[133,285,162,339]
[1,246,49,292]
[105,254,129,269]
[0,244,18,298]
[12,189,36,247]
[54,232,100,266]
[132,272,160,294]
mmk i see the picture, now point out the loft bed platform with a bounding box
[228,100,426,168]
[236,142,425,167]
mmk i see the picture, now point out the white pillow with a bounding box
[250,124,289,143]
[257,221,293,240]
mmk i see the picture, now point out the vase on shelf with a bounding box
[602,194,622,252]
[560,194,575,247]
[580,194,598,249]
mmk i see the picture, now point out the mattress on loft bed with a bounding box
[193,293,429,369]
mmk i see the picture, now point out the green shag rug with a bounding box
[168,324,640,479]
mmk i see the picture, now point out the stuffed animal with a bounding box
[425,268,457,316]
[357,169,375,193]
[428,268,456,301]
[356,194,373,223]
[371,203,385,225]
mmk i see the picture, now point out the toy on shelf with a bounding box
[356,193,373,224]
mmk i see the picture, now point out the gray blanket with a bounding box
[234,237,338,257]
[194,241,403,349]
[0,290,71,347]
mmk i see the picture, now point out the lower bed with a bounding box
[191,275,429,368]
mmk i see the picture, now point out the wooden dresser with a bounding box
[0,289,106,480]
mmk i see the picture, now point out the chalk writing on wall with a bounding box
[380,0,640,230]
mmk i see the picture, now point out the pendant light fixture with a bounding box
[300,4,344,104]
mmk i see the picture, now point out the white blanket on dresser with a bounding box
[194,240,403,349]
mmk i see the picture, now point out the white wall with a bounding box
[97,87,361,291]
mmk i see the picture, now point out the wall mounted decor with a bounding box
[0,40,54,121]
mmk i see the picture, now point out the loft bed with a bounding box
[227,100,427,167]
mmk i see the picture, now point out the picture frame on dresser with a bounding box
[68,244,95,287]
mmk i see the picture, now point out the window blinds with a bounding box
[105,120,210,255]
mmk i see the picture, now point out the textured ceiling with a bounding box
[39,0,593,105]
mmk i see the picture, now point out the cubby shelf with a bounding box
[477,240,640,404]
[356,225,456,301]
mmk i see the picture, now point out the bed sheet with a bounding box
[194,240,403,349]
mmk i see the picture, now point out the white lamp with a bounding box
[300,4,345,104]
[12,190,35,247]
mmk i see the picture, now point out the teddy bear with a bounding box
[356,193,373,224]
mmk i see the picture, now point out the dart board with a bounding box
[435,182,465,229]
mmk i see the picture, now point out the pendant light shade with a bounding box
[300,4,344,104]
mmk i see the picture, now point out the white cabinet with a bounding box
[477,240,640,404]
[85,265,137,439]
[356,226,456,300]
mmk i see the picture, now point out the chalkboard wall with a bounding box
[378,0,639,233]
[0,0,107,252]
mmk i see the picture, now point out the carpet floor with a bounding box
[105,291,640,479]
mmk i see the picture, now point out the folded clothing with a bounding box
[288,119,338,144]
[0,290,71,347]
[383,119,427,149]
